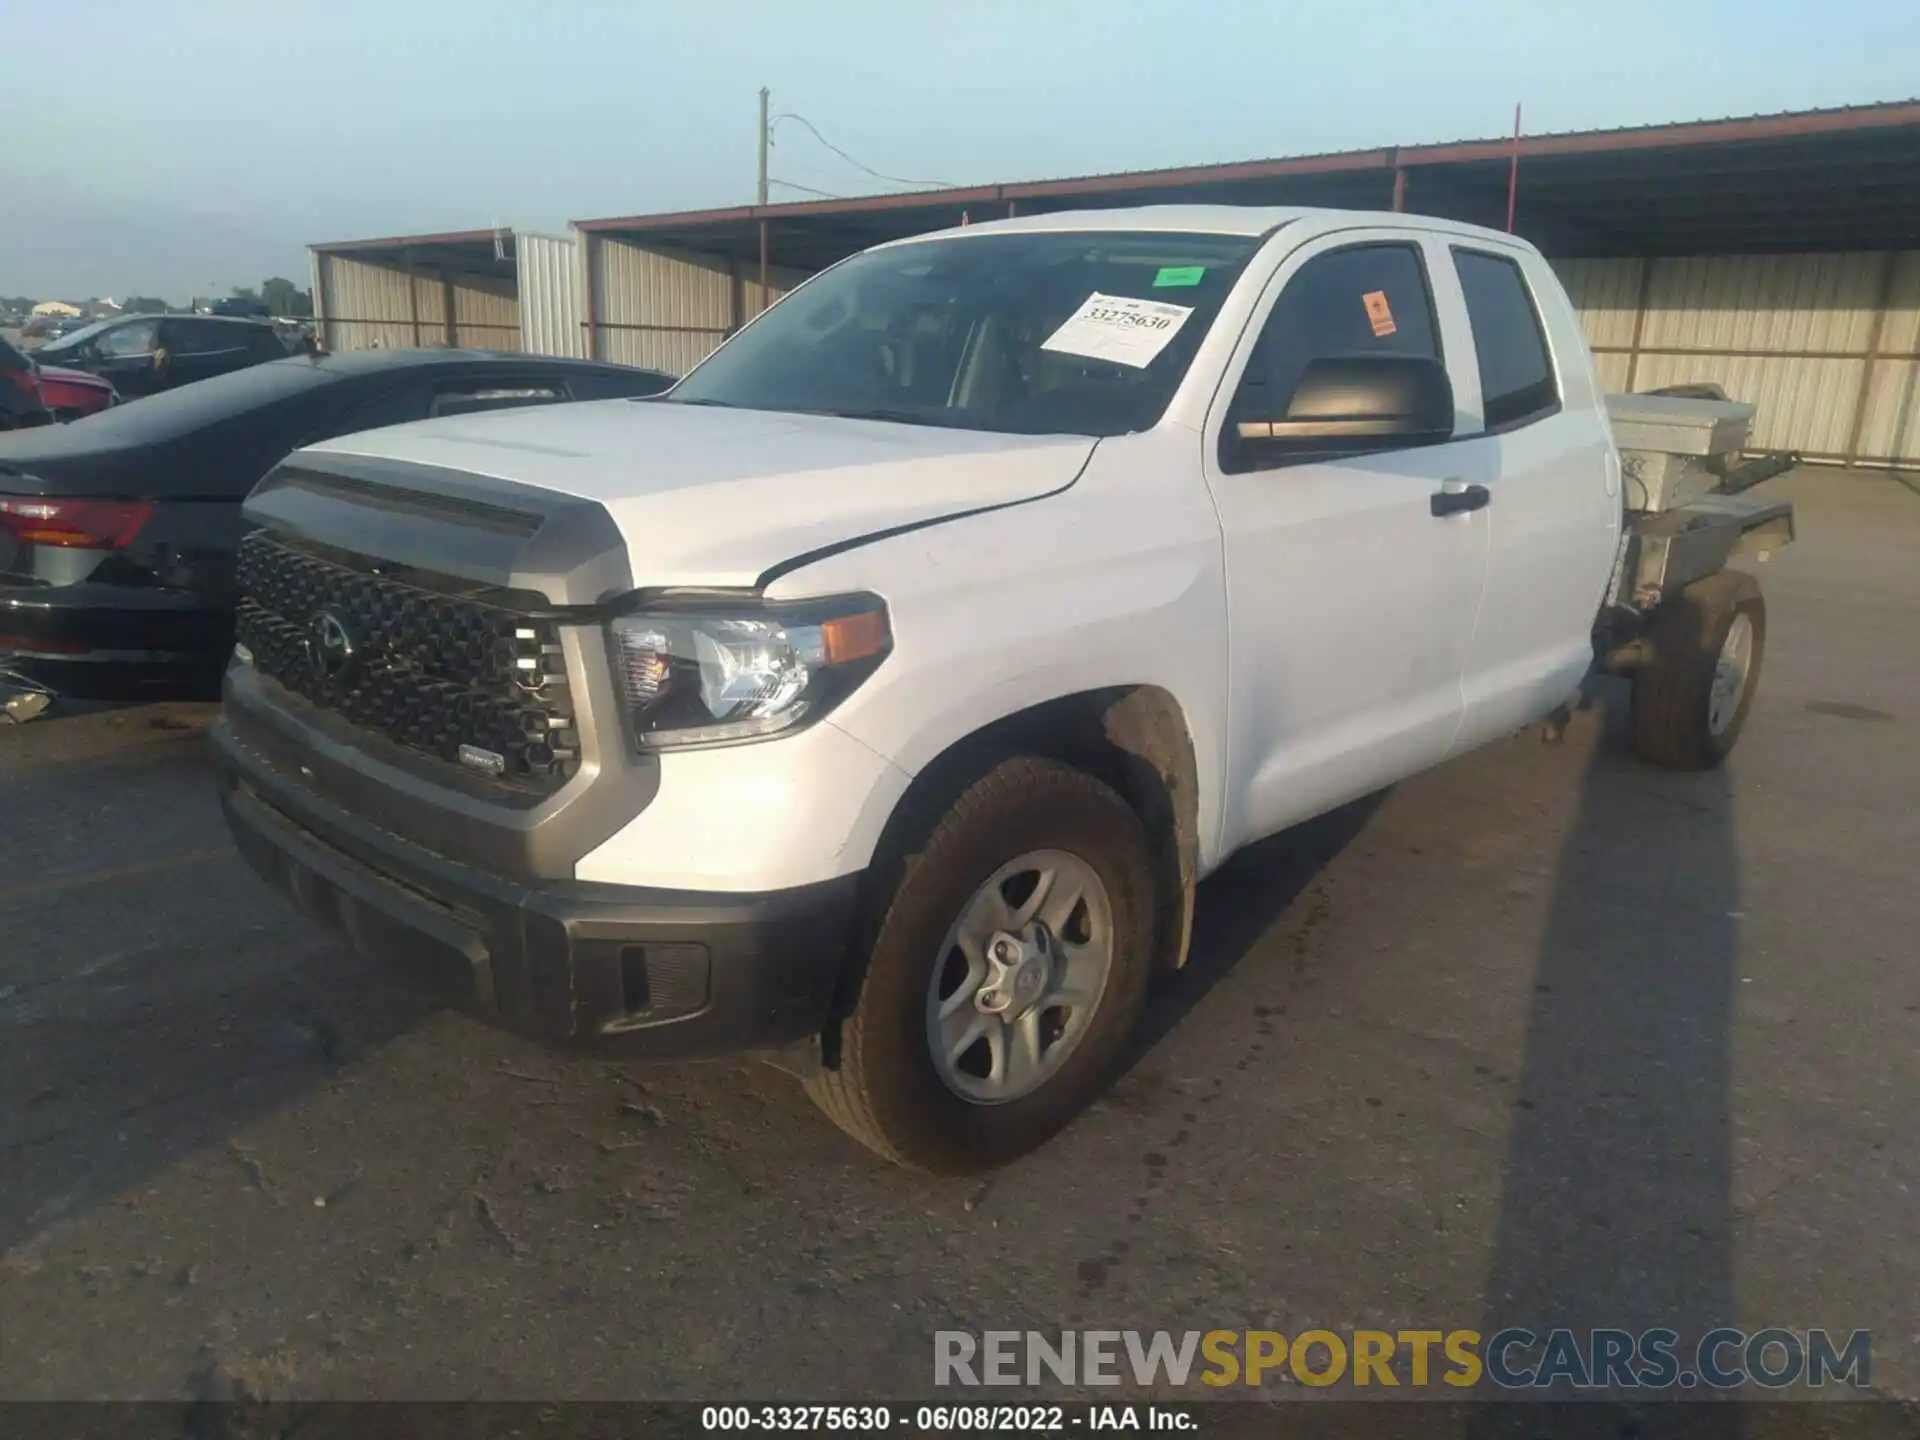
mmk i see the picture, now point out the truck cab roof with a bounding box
[877,203,1545,252]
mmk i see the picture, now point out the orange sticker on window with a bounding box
[1362,290,1397,337]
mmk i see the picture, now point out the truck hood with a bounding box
[302,400,1097,589]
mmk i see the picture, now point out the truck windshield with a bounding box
[666,230,1261,437]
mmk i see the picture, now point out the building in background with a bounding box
[308,228,572,356]
[310,99,1920,467]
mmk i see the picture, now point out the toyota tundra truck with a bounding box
[210,205,1791,1172]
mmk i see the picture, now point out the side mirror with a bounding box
[1231,354,1454,464]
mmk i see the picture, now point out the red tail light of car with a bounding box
[0,494,155,549]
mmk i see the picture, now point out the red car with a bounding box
[33,361,118,421]
[0,335,49,428]
[0,335,117,426]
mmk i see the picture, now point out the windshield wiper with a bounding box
[808,406,974,430]
[647,399,979,431]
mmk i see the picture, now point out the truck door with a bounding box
[1433,245,1621,750]
[1202,232,1490,853]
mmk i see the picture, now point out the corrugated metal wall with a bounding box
[743,264,808,322]
[1855,251,1920,466]
[1553,251,1920,466]
[308,250,325,344]
[411,271,443,341]
[449,272,521,351]
[517,232,585,358]
[313,251,523,352]
[315,254,421,351]
[588,236,807,375]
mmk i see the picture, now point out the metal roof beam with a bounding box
[312,228,507,254]
[559,101,1920,270]
[1397,100,1920,167]
[1509,163,1920,202]
[1467,136,1920,185]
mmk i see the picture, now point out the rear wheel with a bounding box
[1631,569,1766,770]
[806,757,1155,1172]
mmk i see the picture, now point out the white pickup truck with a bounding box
[211,205,1792,1171]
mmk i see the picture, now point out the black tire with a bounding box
[807,757,1155,1173]
[1631,569,1766,771]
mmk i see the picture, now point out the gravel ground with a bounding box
[1,466,1915,1406]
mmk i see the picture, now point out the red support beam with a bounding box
[1506,104,1522,232]
[757,219,769,317]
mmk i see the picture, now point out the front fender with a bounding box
[769,429,1232,872]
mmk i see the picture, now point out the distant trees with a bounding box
[258,278,313,318]
[4,278,312,320]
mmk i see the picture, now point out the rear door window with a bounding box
[165,320,239,355]
[1451,249,1559,430]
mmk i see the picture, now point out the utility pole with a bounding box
[756,87,770,207]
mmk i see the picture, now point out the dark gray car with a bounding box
[0,348,674,700]
[31,314,290,398]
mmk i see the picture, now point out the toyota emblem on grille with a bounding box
[308,609,357,681]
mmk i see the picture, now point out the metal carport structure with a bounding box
[309,228,587,357]
[575,99,1920,466]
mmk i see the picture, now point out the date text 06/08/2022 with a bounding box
[700,1404,1196,1432]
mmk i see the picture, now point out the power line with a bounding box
[776,154,862,188]
[769,111,955,191]
[768,177,844,200]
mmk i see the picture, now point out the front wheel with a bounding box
[806,757,1155,1172]
[1631,569,1767,771]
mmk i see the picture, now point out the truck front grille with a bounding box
[234,530,578,788]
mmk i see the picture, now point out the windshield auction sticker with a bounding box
[1041,292,1195,369]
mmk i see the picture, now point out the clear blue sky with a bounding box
[3,0,1914,300]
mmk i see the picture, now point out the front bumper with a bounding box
[210,716,859,1056]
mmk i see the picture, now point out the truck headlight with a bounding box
[609,596,890,749]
